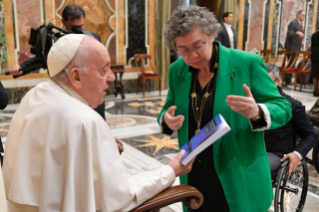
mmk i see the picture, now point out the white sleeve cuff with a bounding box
[294,151,303,160]
[249,103,271,131]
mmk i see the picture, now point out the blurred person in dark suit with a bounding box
[215,12,237,49]
[311,29,319,96]
[265,63,317,177]
[284,10,305,84]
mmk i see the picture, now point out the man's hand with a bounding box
[296,31,305,38]
[9,65,22,76]
[164,106,184,130]
[115,137,124,154]
[168,150,194,177]
[280,152,301,176]
[225,84,259,119]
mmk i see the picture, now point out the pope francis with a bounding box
[2,34,192,212]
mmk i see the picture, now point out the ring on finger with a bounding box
[240,106,243,111]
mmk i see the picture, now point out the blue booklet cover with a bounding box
[180,114,231,165]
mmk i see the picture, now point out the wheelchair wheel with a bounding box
[312,139,319,173]
[274,160,308,212]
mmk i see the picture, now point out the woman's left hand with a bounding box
[225,84,259,119]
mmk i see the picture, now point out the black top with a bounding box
[187,43,229,212]
[264,86,317,158]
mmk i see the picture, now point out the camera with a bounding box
[6,23,93,78]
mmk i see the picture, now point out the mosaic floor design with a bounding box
[105,97,166,117]
[120,133,179,165]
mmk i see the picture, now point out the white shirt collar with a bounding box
[224,23,231,28]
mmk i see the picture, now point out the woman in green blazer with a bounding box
[158,6,292,212]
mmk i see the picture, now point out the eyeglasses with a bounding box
[176,42,206,56]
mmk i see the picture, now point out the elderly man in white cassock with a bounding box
[2,34,193,212]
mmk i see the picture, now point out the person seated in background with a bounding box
[2,34,193,212]
[265,63,317,177]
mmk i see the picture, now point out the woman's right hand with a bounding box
[164,106,184,130]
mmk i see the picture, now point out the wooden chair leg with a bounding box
[148,80,151,93]
[137,77,140,94]
[293,74,297,90]
[281,72,284,88]
[300,75,303,91]
[142,79,146,97]
[159,78,161,96]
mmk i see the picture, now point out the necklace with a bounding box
[191,45,219,134]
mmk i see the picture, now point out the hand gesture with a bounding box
[168,150,194,177]
[280,152,301,176]
[115,137,124,154]
[9,65,22,76]
[296,31,304,38]
[164,106,184,130]
[225,84,259,119]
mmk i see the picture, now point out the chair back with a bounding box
[274,50,293,69]
[285,51,310,70]
[134,54,157,74]
[260,49,274,63]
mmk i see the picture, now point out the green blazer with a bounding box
[158,43,292,212]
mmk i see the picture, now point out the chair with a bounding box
[130,185,203,212]
[274,50,293,71]
[281,51,311,90]
[134,54,161,97]
[260,49,275,63]
[299,58,311,91]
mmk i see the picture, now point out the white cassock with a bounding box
[2,79,175,212]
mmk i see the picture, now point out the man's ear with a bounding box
[68,68,83,90]
[62,18,66,26]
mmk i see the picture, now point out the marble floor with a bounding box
[1,83,319,211]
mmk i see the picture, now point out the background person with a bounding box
[284,10,305,84]
[264,63,317,177]
[0,81,8,166]
[311,29,319,96]
[159,5,291,212]
[9,4,106,119]
[215,12,237,49]
[2,34,193,212]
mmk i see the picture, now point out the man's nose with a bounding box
[107,69,115,82]
[188,49,199,58]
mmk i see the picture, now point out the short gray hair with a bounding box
[163,5,221,50]
[265,63,280,79]
[54,36,92,83]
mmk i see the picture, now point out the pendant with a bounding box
[204,92,210,98]
[195,128,200,134]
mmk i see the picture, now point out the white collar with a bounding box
[224,23,231,28]
[49,78,89,106]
